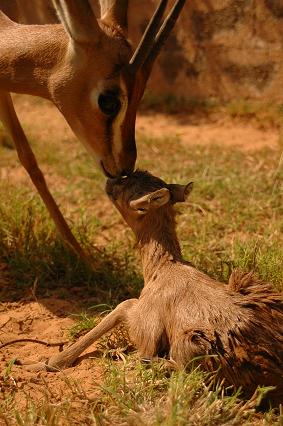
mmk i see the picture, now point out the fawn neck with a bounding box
[136,207,182,284]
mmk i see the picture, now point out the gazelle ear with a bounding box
[129,188,170,215]
[53,0,102,44]
[169,182,193,203]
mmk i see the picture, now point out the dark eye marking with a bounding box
[98,91,121,116]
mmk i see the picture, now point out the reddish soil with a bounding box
[137,113,279,151]
[0,299,103,409]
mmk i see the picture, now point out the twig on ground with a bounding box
[0,338,68,351]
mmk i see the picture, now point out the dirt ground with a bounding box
[0,95,281,415]
[137,113,280,151]
[12,95,281,149]
[0,300,105,410]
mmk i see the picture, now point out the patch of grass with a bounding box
[232,239,283,291]
[1,355,281,425]
[0,183,142,304]
[0,124,14,150]
[225,99,283,128]
[226,98,260,119]
[141,93,283,129]
[141,92,219,115]
[90,357,275,425]
[0,377,95,425]
[0,107,282,424]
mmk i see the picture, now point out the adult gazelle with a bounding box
[0,0,185,261]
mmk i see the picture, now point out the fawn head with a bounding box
[52,0,185,178]
[106,170,193,229]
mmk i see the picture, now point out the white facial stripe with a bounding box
[111,78,128,165]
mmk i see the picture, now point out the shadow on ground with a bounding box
[0,240,142,317]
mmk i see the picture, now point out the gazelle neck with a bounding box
[136,208,182,285]
[0,15,67,99]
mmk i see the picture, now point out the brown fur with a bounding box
[0,2,134,259]
[0,9,134,176]
[23,171,283,405]
[0,1,185,258]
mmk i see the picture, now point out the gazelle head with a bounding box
[52,0,185,178]
[106,170,193,231]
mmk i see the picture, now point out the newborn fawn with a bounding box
[24,171,283,404]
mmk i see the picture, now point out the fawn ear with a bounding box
[169,182,193,203]
[129,188,170,215]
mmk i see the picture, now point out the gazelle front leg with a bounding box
[0,91,90,265]
[21,298,138,372]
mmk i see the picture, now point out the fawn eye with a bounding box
[98,92,121,116]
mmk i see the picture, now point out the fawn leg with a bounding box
[22,298,138,372]
[133,324,165,364]
[0,91,90,265]
[138,345,159,363]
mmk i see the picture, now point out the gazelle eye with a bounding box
[98,91,121,116]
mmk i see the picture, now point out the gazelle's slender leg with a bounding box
[0,92,90,265]
[24,298,138,371]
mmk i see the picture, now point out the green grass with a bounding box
[225,99,283,128]
[0,115,282,424]
[92,360,280,425]
[0,123,13,150]
[141,92,219,115]
[3,357,280,426]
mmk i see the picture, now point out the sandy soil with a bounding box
[0,299,104,410]
[137,113,280,152]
